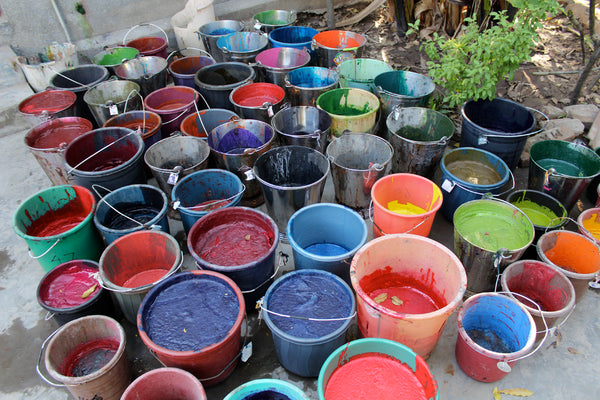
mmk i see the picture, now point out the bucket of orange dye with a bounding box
[536,230,600,303]
[370,173,442,237]
[98,230,183,324]
[350,234,467,359]
[312,30,367,68]
[318,338,439,400]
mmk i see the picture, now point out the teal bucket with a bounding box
[337,58,394,94]
[374,70,436,119]
[224,379,309,400]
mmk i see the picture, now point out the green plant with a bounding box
[409,0,562,108]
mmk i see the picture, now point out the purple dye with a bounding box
[217,128,265,153]
[242,390,293,400]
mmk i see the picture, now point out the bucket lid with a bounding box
[37,260,102,311]
[25,117,93,150]
[19,90,77,116]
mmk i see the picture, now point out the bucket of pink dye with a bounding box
[230,82,286,123]
[18,89,77,127]
[254,47,311,87]
[144,86,200,137]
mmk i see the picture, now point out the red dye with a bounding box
[237,95,280,107]
[61,338,120,377]
[122,268,169,288]
[40,264,100,308]
[152,99,191,111]
[88,157,128,171]
[507,262,563,311]
[324,354,428,400]
[20,91,74,114]
[188,198,232,212]
[29,123,92,149]
[25,201,87,238]
[111,119,158,135]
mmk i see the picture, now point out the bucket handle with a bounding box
[173,184,247,211]
[441,167,515,198]
[257,299,357,322]
[161,108,194,127]
[166,47,214,64]
[123,23,169,46]
[28,238,61,260]
[192,95,213,137]
[36,328,66,387]
[368,200,431,236]
[123,89,142,114]
[473,107,549,142]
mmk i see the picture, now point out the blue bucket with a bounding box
[285,66,339,107]
[171,169,245,234]
[262,269,356,378]
[269,26,319,63]
[440,147,511,220]
[93,184,169,245]
[287,203,367,283]
[224,379,310,400]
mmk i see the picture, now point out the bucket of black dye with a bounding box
[224,378,310,400]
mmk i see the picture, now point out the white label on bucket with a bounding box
[241,342,253,362]
[167,172,179,185]
[478,135,488,145]
[109,104,119,115]
[441,179,455,193]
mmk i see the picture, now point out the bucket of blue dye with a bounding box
[93,184,169,245]
[374,70,436,120]
[217,31,269,64]
[287,204,367,283]
[194,62,256,111]
[285,67,339,107]
[261,269,356,377]
[172,169,245,234]
[195,20,245,62]
[439,147,511,220]
[224,379,310,400]
[269,26,319,62]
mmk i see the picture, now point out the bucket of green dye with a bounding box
[316,87,379,139]
[336,58,394,94]
[528,140,600,211]
[253,9,297,33]
[92,47,140,73]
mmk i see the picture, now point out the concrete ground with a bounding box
[1,44,599,399]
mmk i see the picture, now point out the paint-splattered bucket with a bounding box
[312,30,367,68]
[121,367,207,400]
[224,379,309,400]
[326,132,393,211]
[271,106,331,153]
[171,169,245,234]
[253,9,297,33]
[18,89,77,127]
[316,87,380,139]
[12,185,103,271]
[114,56,168,97]
[254,47,311,87]
[262,269,356,377]
[370,173,443,238]
[37,315,130,400]
[180,108,239,138]
[83,80,142,127]
[454,198,534,295]
[98,230,182,324]
[123,23,169,59]
[269,25,318,62]
[337,58,394,94]
[194,62,256,110]
[528,140,600,211]
[374,70,435,119]
[455,293,536,382]
[386,106,453,177]
[350,234,466,359]
[217,31,269,64]
[285,66,339,107]
[24,117,93,185]
[92,47,140,74]
[144,86,200,137]
[137,270,245,386]
[196,20,245,62]
[230,82,286,123]
[167,49,215,89]
[536,229,600,303]
[103,110,163,154]
[287,203,367,283]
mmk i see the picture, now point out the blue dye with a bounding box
[210,28,235,36]
[288,68,334,88]
[304,243,349,257]
[217,128,268,153]
[144,278,239,351]
[242,390,292,400]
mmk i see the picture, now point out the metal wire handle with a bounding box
[166,47,214,64]
[123,23,169,45]
[36,329,66,387]
[173,184,246,211]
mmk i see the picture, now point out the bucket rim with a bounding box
[196,19,245,37]
[224,378,308,400]
[441,146,511,190]
[253,9,297,26]
[312,30,367,50]
[103,110,162,140]
[25,117,94,151]
[217,31,269,54]
[529,139,600,179]
[179,108,239,137]
[143,135,211,174]
[114,56,168,80]
[255,47,311,71]
[373,70,436,99]
[83,80,142,107]
[461,97,537,137]
[171,168,244,212]
[371,173,443,219]
[316,87,379,118]
[506,189,568,230]
[194,62,255,90]
[230,83,286,110]
[207,119,275,156]
[336,58,393,83]
[268,25,319,45]
[92,46,140,67]
[386,106,454,145]
[271,106,332,139]
[326,132,393,171]
[285,66,339,89]
[123,367,207,399]
[50,64,111,93]
[167,55,215,77]
[536,229,600,277]
[144,85,199,112]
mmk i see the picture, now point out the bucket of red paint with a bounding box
[312,30,367,68]
[12,185,104,272]
[536,229,600,303]
[350,234,467,359]
[24,116,93,185]
[180,108,239,138]
[124,23,169,58]
[18,89,77,127]
[168,49,216,89]
[254,47,311,87]
[194,62,256,110]
[455,292,536,382]
[187,206,279,309]
[37,315,130,400]
[224,379,309,400]
[285,66,339,107]
[230,82,286,123]
[103,110,163,153]
[98,230,182,324]
[370,173,443,238]
[121,367,207,400]
[318,338,439,400]
[137,270,245,386]
[144,86,200,137]
[36,260,113,326]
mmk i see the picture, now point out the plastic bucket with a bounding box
[180,108,239,138]
[285,66,339,107]
[144,135,211,195]
[312,30,367,68]
[187,207,279,309]
[262,269,356,377]
[36,260,113,326]
[253,9,297,33]
[269,26,318,62]
[439,147,511,220]
[99,230,182,324]
[271,106,331,153]
[370,173,443,238]
[103,110,163,154]
[287,203,367,283]
[528,140,600,211]
[216,31,269,64]
[316,87,380,139]
[196,20,245,62]
[194,62,256,110]
[254,47,311,87]
[374,70,436,119]
[12,185,103,271]
[83,80,142,127]
[168,53,215,89]
[230,82,286,123]
[121,367,207,400]
[38,315,130,400]
[92,47,140,73]
[224,379,309,400]
[455,293,536,382]
[318,338,439,399]
[17,44,78,93]
[337,58,394,94]
[24,117,93,185]
[137,270,245,386]
[350,234,467,359]
[577,206,600,244]
[93,184,169,244]
[144,86,200,137]
[114,56,168,97]
[454,198,535,295]
[171,169,245,234]
[251,145,330,234]
[537,230,600,303]
[386,106,453,177]
[326,132,393,211]
[18,89,77,127]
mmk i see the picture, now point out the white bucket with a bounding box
[171,0,216,51]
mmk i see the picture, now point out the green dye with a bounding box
[98,49,137,66]
[510,199,561,227]
[318,92,372,116]
[536,158,584,177]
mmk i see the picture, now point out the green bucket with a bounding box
[13,185,104,272]
[337,58,394,94]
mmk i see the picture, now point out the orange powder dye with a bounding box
[543,233,600,274]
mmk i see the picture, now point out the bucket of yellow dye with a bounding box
[577,207,600,245]
[370,173,443,238]
[454,199,535,295]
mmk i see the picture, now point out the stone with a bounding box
[540,104,566,120]
[564,104,600,130]
[587,111,600,149]
[519,118,585,167]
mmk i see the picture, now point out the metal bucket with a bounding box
[84,80,142,127]
[271,106,331,153]
[311,30,367,68]
[167,49,215,89]
[285,67,339,107]
[18,89,77,127]
[386,106,454,177]
[253,9,296,33]
[180,108,239,138]
[195,20,245,62]
[194,62,256,110]
[269,26,318,63]
[326,132,393,211]
[229,82,286,123]
[254,47,311,87]
[374,70,436,119]
[217,31,269,64]
[144,86,200,137]
[114,56,168,97]
[92,47,140,74]
[337,58,394,94]
[123,23,169,59]
[103,111,163,154]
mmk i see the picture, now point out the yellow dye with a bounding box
[387,200,427,215]
[582,213,600,240]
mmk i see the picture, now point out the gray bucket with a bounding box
[216,31,269,64]
[194,62,256,111]
[374,70,436,120]
[83,80,142,127]
[195,20,245,62]
[254,47,311,87]
[285,67,339,107]
[326,132,393,211]
[114,56,168,97]
[386,106,454,178]
[271,106,331,153]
